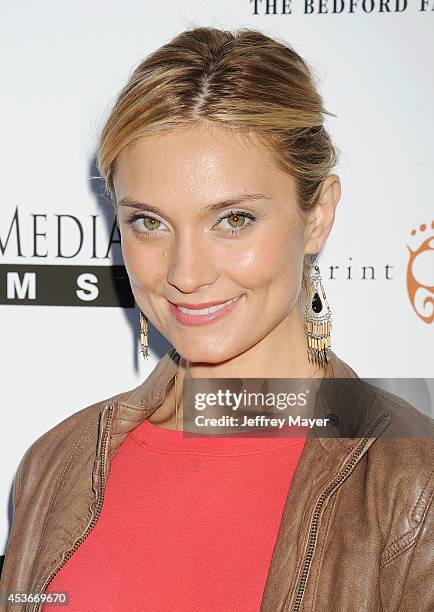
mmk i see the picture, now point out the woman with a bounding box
[1,26,433,612]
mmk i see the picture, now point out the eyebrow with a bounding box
[117,193,270,222]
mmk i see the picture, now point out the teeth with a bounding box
[177,296,240,316]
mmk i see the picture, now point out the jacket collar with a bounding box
[118,347,181,410]
[117,346,351,409]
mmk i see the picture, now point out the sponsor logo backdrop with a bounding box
[1,1,433,553]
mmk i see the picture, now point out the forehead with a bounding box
[113,123,296,204]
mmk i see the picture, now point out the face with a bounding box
[114,123,334,364]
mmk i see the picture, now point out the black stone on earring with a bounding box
[312,292,323,313]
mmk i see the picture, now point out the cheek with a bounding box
[121,238,167,290]
[227,228,304,289]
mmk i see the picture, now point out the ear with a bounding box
[304,174,341,255]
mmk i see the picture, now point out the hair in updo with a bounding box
[97,26,339,302]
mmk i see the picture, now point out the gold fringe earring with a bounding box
[304,264,332,367]
[139,311,150,360]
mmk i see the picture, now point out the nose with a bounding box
[166,230,217,293]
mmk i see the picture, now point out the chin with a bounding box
[175,343,238,365]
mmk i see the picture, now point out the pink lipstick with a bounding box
[168,294,245,327]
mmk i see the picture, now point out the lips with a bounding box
[176,296,241,316]
[168,294,245,326]
[173,298,238,310]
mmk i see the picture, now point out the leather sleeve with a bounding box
[398,489,434,611]
[0,454,25,583]
[380,471,434,611]
[11,460,23,517]
[9,441,33,518]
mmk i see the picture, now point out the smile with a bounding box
[168,294,245,327]
[177,296,240,315]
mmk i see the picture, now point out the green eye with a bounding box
[217,210,257,235]
[126,213,167,235]
[142,217,162,231]
[126,209,258,237]
[226,213,248,228]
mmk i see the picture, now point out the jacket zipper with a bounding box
[32,403,115,612]
[289,413,388,612]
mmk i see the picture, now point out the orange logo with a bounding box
[406,220,434,324]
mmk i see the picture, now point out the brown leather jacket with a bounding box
[1,349,433,611]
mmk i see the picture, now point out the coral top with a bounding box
[44,420,307,611]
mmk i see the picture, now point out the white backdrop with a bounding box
[1,1,433,554]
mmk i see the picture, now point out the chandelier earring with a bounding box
[139,311,150,360]
[304,263,332,367]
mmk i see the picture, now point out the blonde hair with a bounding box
[97,26,339,302]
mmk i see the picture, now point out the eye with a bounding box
[126,213,168,236]
[216,210,257,235]
[125,209,258,238]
